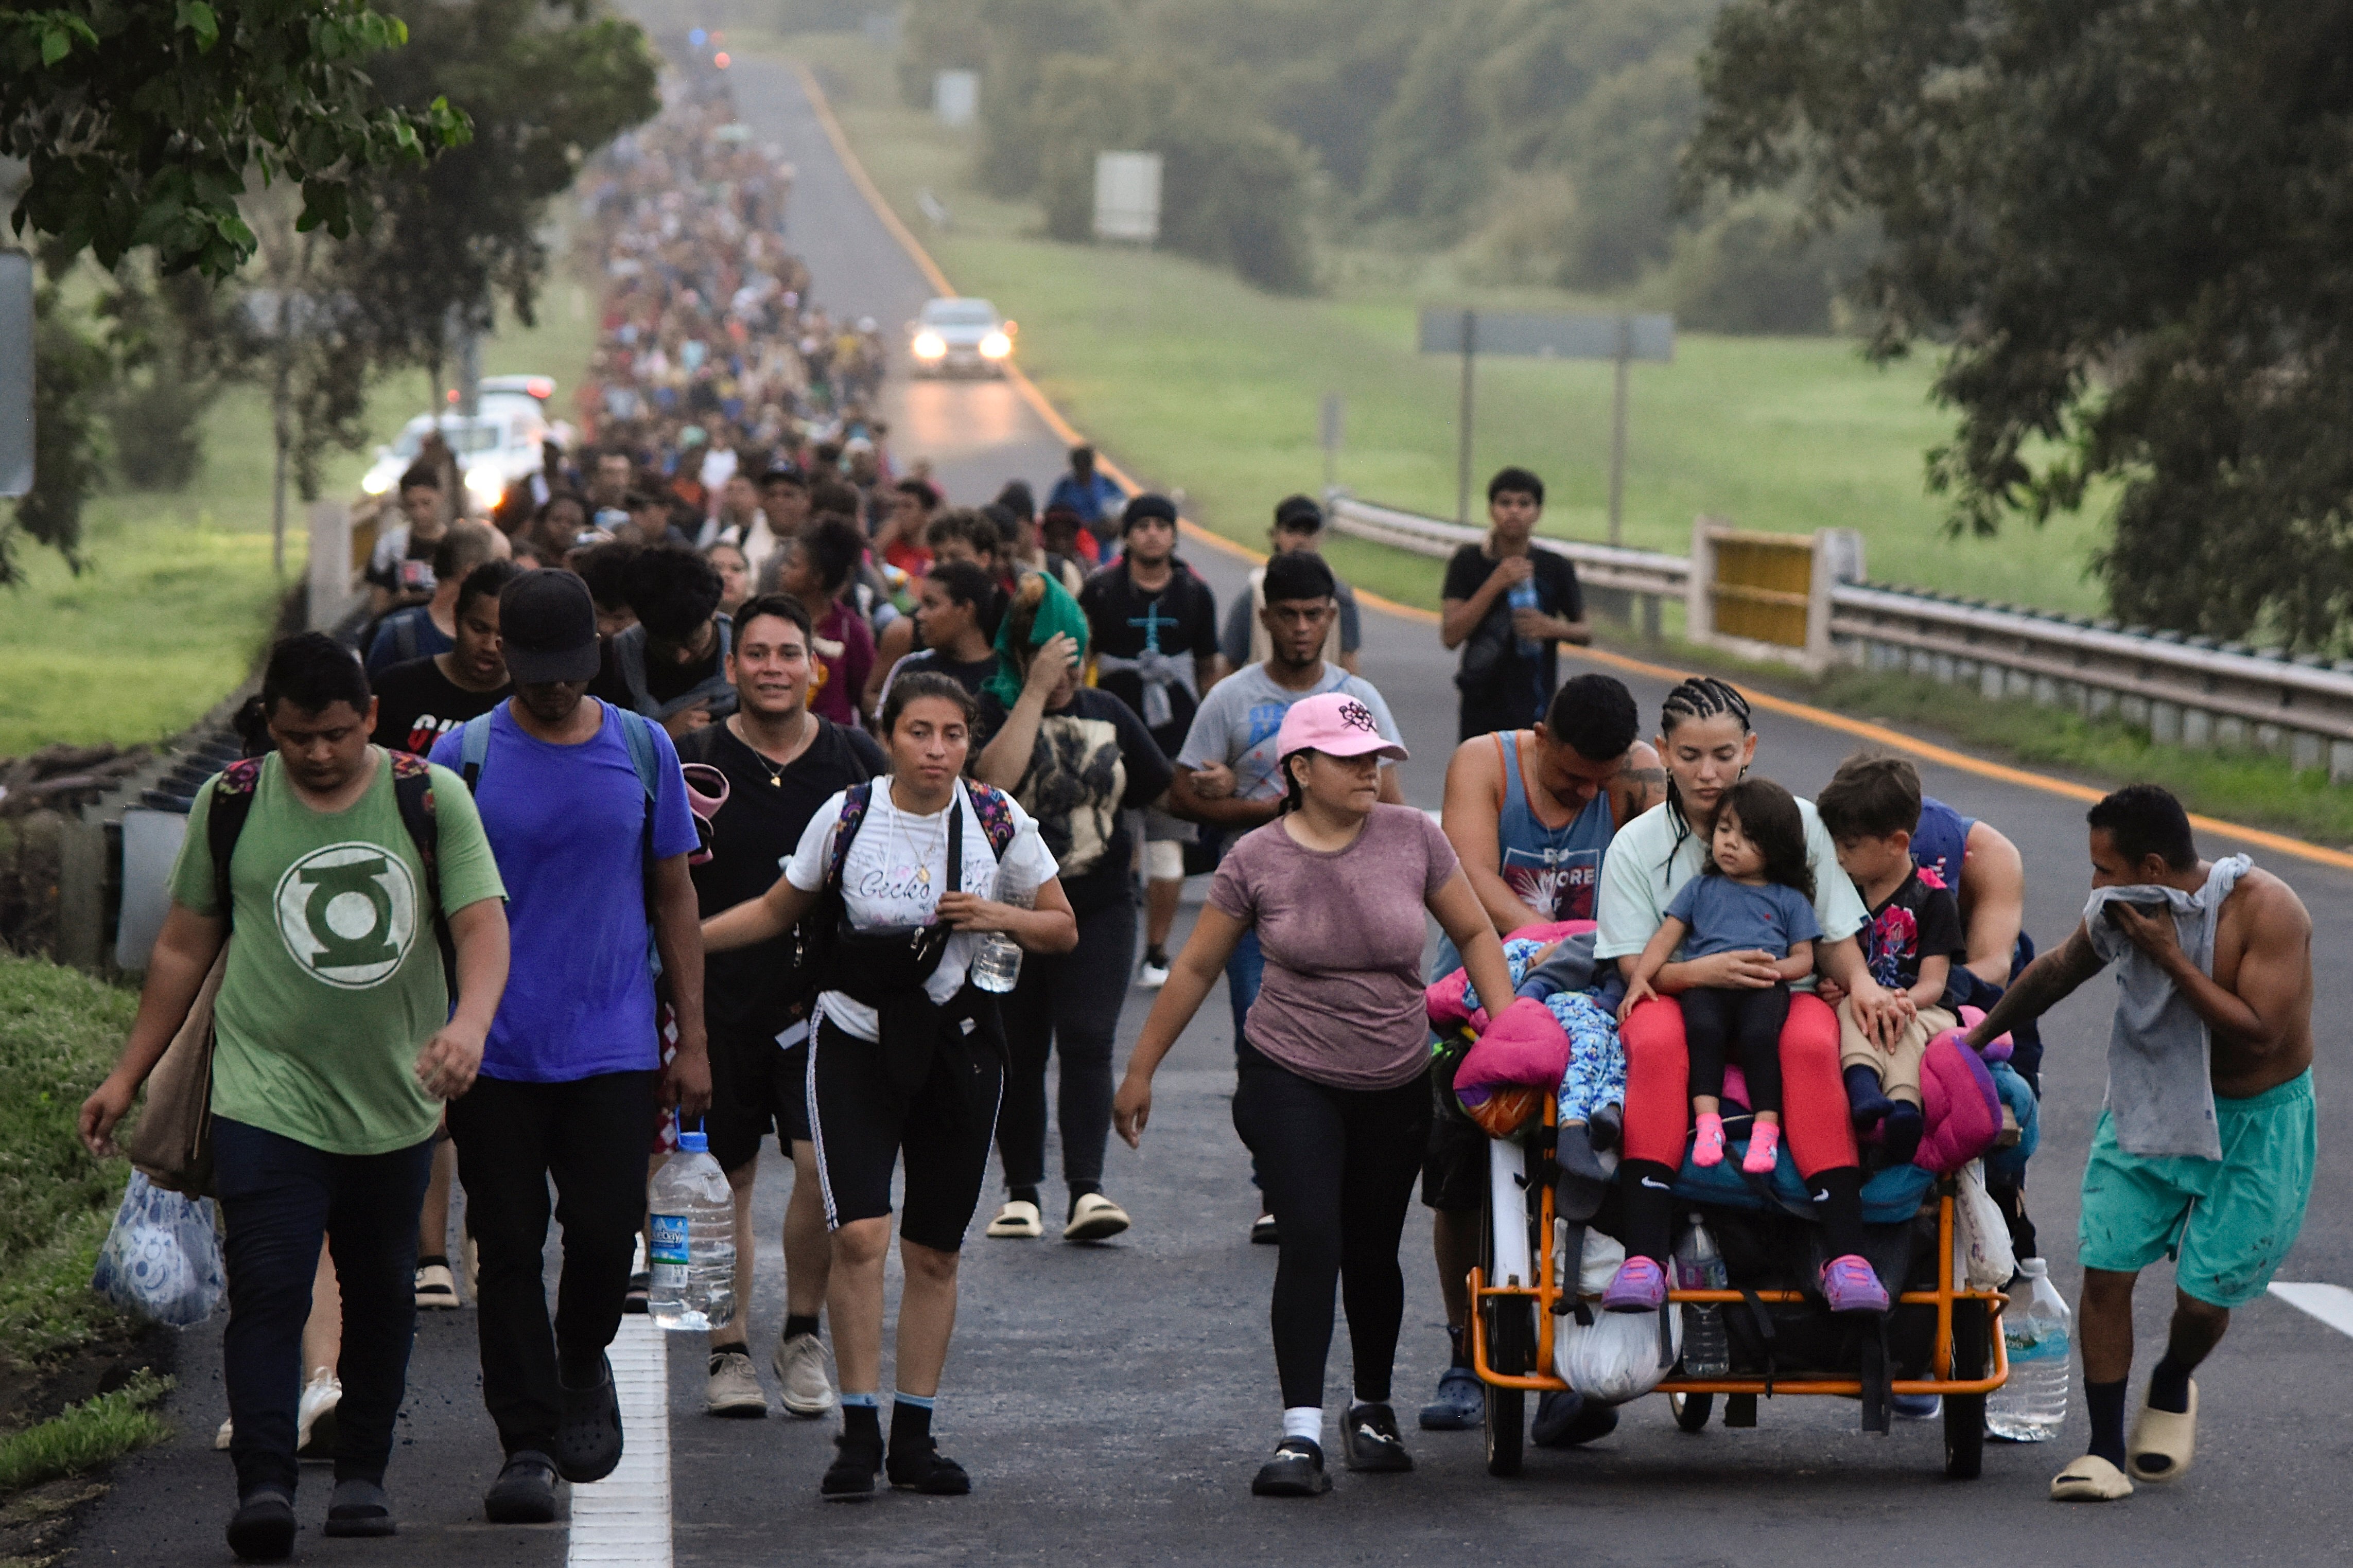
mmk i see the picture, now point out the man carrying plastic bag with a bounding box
[80,634,509,1563]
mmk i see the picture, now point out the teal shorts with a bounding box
[2078,1069,2316,1309]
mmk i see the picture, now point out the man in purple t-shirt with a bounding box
[428,572,710,1525]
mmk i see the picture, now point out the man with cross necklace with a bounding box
[676,594,884,1420]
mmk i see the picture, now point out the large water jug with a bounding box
[647,1130,736,1332]
[1675,1215,1731,1377]
[1987,1257,2070,1441]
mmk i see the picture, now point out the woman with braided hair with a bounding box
[1590,677,1904,1314]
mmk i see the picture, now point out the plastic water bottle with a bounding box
[1507,577,1543,655]
[647,1130,735,1333]
[1988,1257,2071,1441]
[1675,1216,1731,1377]
[969,887,1034,994]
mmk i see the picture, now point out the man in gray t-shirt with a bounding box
[1168,550,1406,1239]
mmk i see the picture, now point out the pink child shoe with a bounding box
[1601,1256,1667,1314]
[1820,1254,1890,1313]
[1693,1112,1726,1167]
[1741,1121,1781,1175]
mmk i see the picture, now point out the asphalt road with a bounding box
[75,44,2351,1568]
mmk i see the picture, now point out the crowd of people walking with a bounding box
[70,64,2321,1566]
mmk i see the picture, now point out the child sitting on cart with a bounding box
[1816,755,1968,1168]
[1616,778,1820,1177]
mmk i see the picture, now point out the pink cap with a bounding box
[1274,691,1408,766]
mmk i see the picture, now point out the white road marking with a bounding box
[566,1316,673,1567]
[2268,1282,2353,1341]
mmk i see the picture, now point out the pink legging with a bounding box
[1620,993,1858,1177]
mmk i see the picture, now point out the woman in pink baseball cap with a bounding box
[1111,692,1514,1497]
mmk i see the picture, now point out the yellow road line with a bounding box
[789,60,2353,875]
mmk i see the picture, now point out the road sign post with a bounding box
[1319,392,1345,495]
[1418,308,1674,543]
[0,251,31,499]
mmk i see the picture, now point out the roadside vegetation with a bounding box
[766,26,2112,618]
[0,295,594,757]
[0,954,139,1369]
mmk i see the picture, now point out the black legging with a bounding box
[995,893,1135,1196]
[1231,1042,1432,1410]
[1679,982,1789,1115]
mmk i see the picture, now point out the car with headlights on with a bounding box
[907,297,1014,378]
[359,399,551,513]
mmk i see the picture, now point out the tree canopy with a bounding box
[1688,0,2353,646]
[893,0,1857,319]
[1,0,468,279]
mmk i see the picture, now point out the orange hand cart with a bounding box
[1467,1106,2009,1479]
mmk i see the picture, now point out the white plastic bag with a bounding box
[1556,1298,1682,1405]
[1952,1159,2016,1294]
[91,1171,226,1327]
[1552,1221,1627,1297]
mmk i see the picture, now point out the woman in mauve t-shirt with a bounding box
[1112,693,1514,1499]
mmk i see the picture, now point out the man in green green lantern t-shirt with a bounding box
[81,633,509,1562]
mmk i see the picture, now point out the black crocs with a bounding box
[323,1476,397,1538]
[225,1487,296,1562]
[484,1450,559,1524]
[1250,1437,1331,1497]
[554,1354,623,1484]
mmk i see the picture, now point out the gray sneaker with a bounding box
[705,1349,769,1418]
[772,1330,838,1418]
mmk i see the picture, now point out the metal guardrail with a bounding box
[1324,493,2353,781]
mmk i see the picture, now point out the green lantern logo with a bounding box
[273,842,418,989]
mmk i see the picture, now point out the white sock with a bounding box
[1282,1405,1323,1444]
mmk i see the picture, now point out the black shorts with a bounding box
[1421,1095,1490,1214]
[810,1006,1004,1253]
[706,1024,814,1173]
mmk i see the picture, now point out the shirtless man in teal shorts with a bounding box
[1967,784,2314,1503]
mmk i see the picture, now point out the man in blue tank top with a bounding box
[1419,673,1663,1437]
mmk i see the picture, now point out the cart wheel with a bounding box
[1943,1298,1988,1479]
[1483,1297,1530,1477]
[1670,1391,1714,1433]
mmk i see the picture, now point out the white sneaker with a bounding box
[772,1331,838,1418]
[295,1372,341,1459]
[1138,954,1171,989]
[214,1415,233,1451]
[1062,1192,1131,1242]
[705,1348,770,1418]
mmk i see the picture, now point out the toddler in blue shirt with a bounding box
[1619,777,1820,1173]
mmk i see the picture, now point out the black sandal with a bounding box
[886,1437,971,1495]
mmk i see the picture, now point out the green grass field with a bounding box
[0,286,597,756]
[775,29,2111,619]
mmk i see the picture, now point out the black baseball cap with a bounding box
[758,462,807,487]
[1122,493,1178,532]
[499,570,602,684]
[1273,494,1324,532]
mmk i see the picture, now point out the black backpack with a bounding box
[206,752,455,990]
